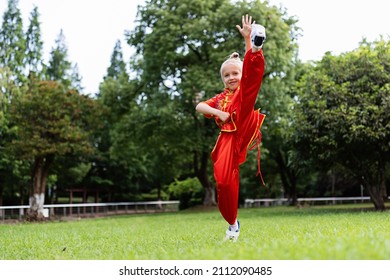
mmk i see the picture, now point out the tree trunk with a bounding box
[363,167,387,211]
[275,149,297,206]
[28,155,54,221]
[0,182,3,206]
[28,192,46,220]
[380,178,387,201]
[367,184,386,211]
[203,182,216,206]
[194,150,216,206]
[0,181,3,219]
[363,172,387,211]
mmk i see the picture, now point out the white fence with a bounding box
[0,200,180,221]
[244,196,389,208]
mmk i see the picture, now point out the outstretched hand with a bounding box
[236,14,255,39]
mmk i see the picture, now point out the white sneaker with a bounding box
[225,220,240,242]
[251,24,266,49]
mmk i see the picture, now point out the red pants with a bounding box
[211,50,265,225]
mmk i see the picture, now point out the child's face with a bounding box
[221,63,242,91]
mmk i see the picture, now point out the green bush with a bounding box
[167,178,204,210]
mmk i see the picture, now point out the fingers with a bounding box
[238,14,254,33]
[243,14,253,25]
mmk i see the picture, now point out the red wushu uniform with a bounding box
[203,49,265,225]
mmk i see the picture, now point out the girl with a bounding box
[195,15,266,241]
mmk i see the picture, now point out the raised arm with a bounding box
[236,14,253,53]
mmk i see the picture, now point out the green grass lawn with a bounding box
[1,204,390,260]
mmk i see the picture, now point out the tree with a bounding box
[46,29,82,91]
[70,63,84,92]
[0,66,29,205]
[46,29,71,82]
[126,0,299,205]
[264,60,314,205]
[105,40,129,81]
[110,89,189,200]
[293,39,390,210]
[95,39,148,201]
[0,0,26,85]
[24,5,45,80]
[93,79,140,201]
[7,80,102,219]
[1,68,15,204]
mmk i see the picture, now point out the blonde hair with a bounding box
[220,52,243,81]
